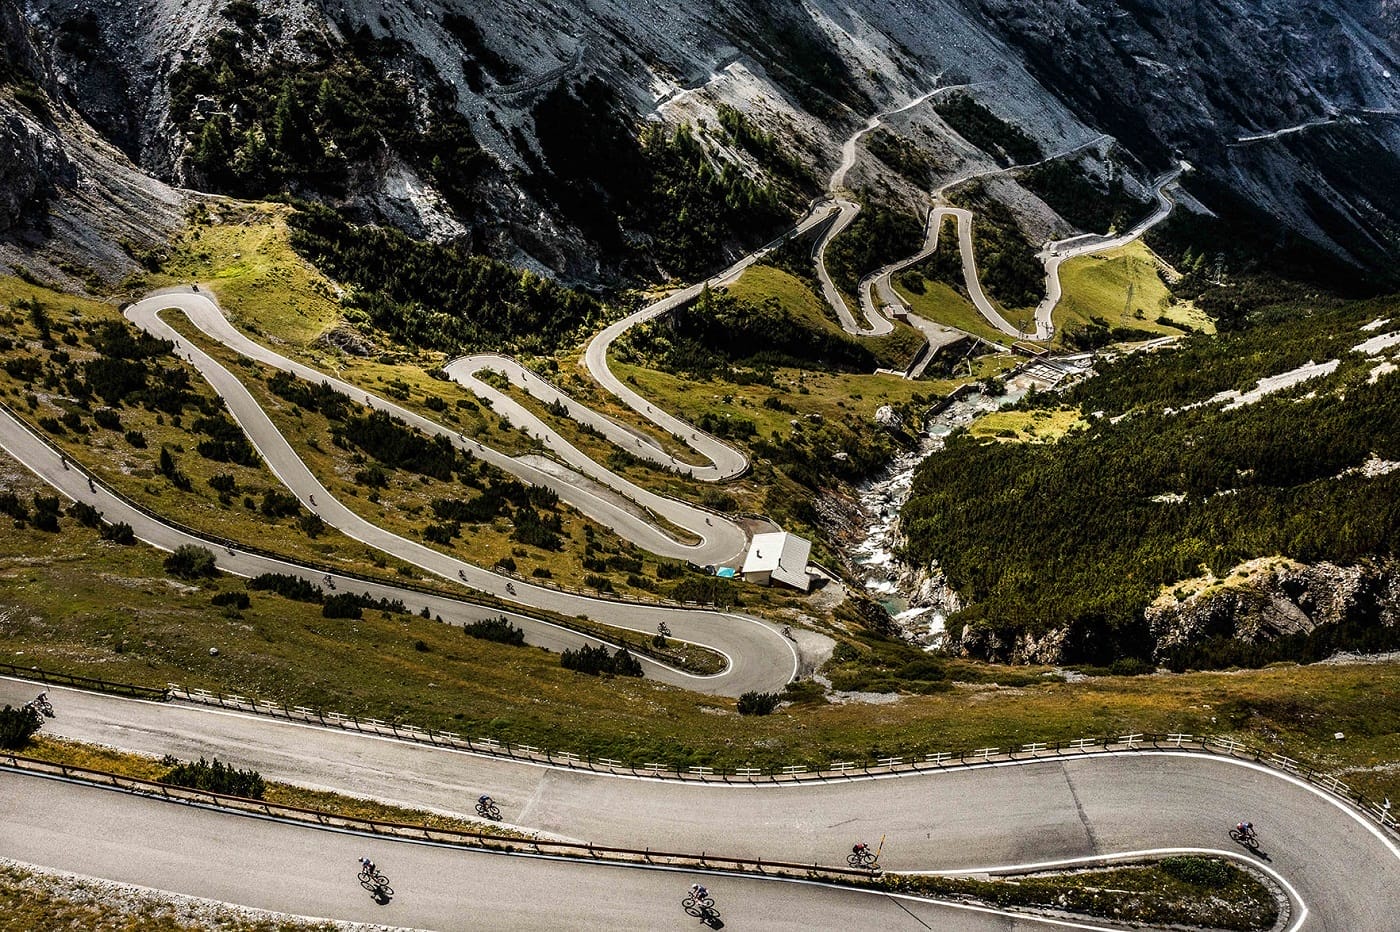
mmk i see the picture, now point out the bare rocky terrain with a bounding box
[3,0,1400,287]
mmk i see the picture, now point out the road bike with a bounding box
[27,693,54,718]
[847,849,879,870]
[475,799,502,820]
[358,869,392,895]
[1229,828,1260,850]
[681,894,715,916]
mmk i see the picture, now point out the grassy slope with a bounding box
[24,736,510,837]
[726,265,927,368]
[2,495,1397,801]
[610,265,965,444]
[1055,240,1214,339]
[969,406,1087,442]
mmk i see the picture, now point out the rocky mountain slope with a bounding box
[4,0,1400,288]
[0,1,181,288]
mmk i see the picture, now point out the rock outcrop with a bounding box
[9,0,1400,285]
[1147,558,1400,654]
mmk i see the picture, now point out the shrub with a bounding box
[463,616,526,646]
[30,495,61,532]
[93,407,122,430]
[321,593,364,619]
[211,591,251,609]
[1161,856,1233,889]
[0,704,43,749]
[66,501,102,528]
[100,521,136,544]
[1109,657,1154,676]
[0,491,29,522]
[737,691,781,715]
[560,644,643,677]
[583,573,614,593]
[354,464,389,488]
[158,756,266,799]
[246,573,322,602]
[259,489,301,518]
[164,544,218,579]
[297,512,326,538]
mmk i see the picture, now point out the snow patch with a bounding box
[1353,331,1400,356]
[1205,359,1340,410]
[1360,317,1391,331]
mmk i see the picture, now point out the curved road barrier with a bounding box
[3,767,1206,931]
[5,677,1398,929]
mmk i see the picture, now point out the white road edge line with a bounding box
[9,675,1395,876]
[2,766,1148,932]
[907,845,1308,932]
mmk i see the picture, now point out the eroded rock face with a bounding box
[14,0,1400,283]
[1147,560,1400,653]
[0,114,52,232]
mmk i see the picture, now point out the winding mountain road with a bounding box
[1031,166,1184,339]
[3,84,1387,930]
[5,679,1399,930]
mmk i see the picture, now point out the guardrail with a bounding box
[4,664,1394,839]
[0,751,871,882]
[144,683,1398,837]
[0,662,171,702]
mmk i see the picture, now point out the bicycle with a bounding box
[475,799,502,820]
[358,868,393,896]
[681,894,715,916]
[848,848,879,870]
[1229,827,1260,850]
[27,693,54,718]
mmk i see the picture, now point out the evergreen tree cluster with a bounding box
[287,203,604,355]
[173,13,487,213]
[934,93,1043,166]
[560,644,643,677]
[463,616,527,646]
[626,285,880,377]
[1019,158,1148,235]
[531,79,793,278]
[825,203,924,295]
[900,302,1400,665]
[158,756,266,799]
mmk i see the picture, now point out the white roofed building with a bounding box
[741,531,812,591]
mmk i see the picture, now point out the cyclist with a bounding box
[1236,820,1256,841]
[688,882,709,901]
[852,842,870,857]
[505,582,516,595]
[479,793,494,808]
[309,494,316,507]
[358,856,376,877]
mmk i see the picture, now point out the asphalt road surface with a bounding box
[5,680,1399,930]
[3,770,1155,931]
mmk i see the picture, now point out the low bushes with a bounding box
[158,756,265,800]
[463,616,526,646]
[560,644,643,677]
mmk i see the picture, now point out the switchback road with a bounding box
[4,679,1399,929]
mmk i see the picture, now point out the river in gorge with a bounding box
[850,384,1027,640]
